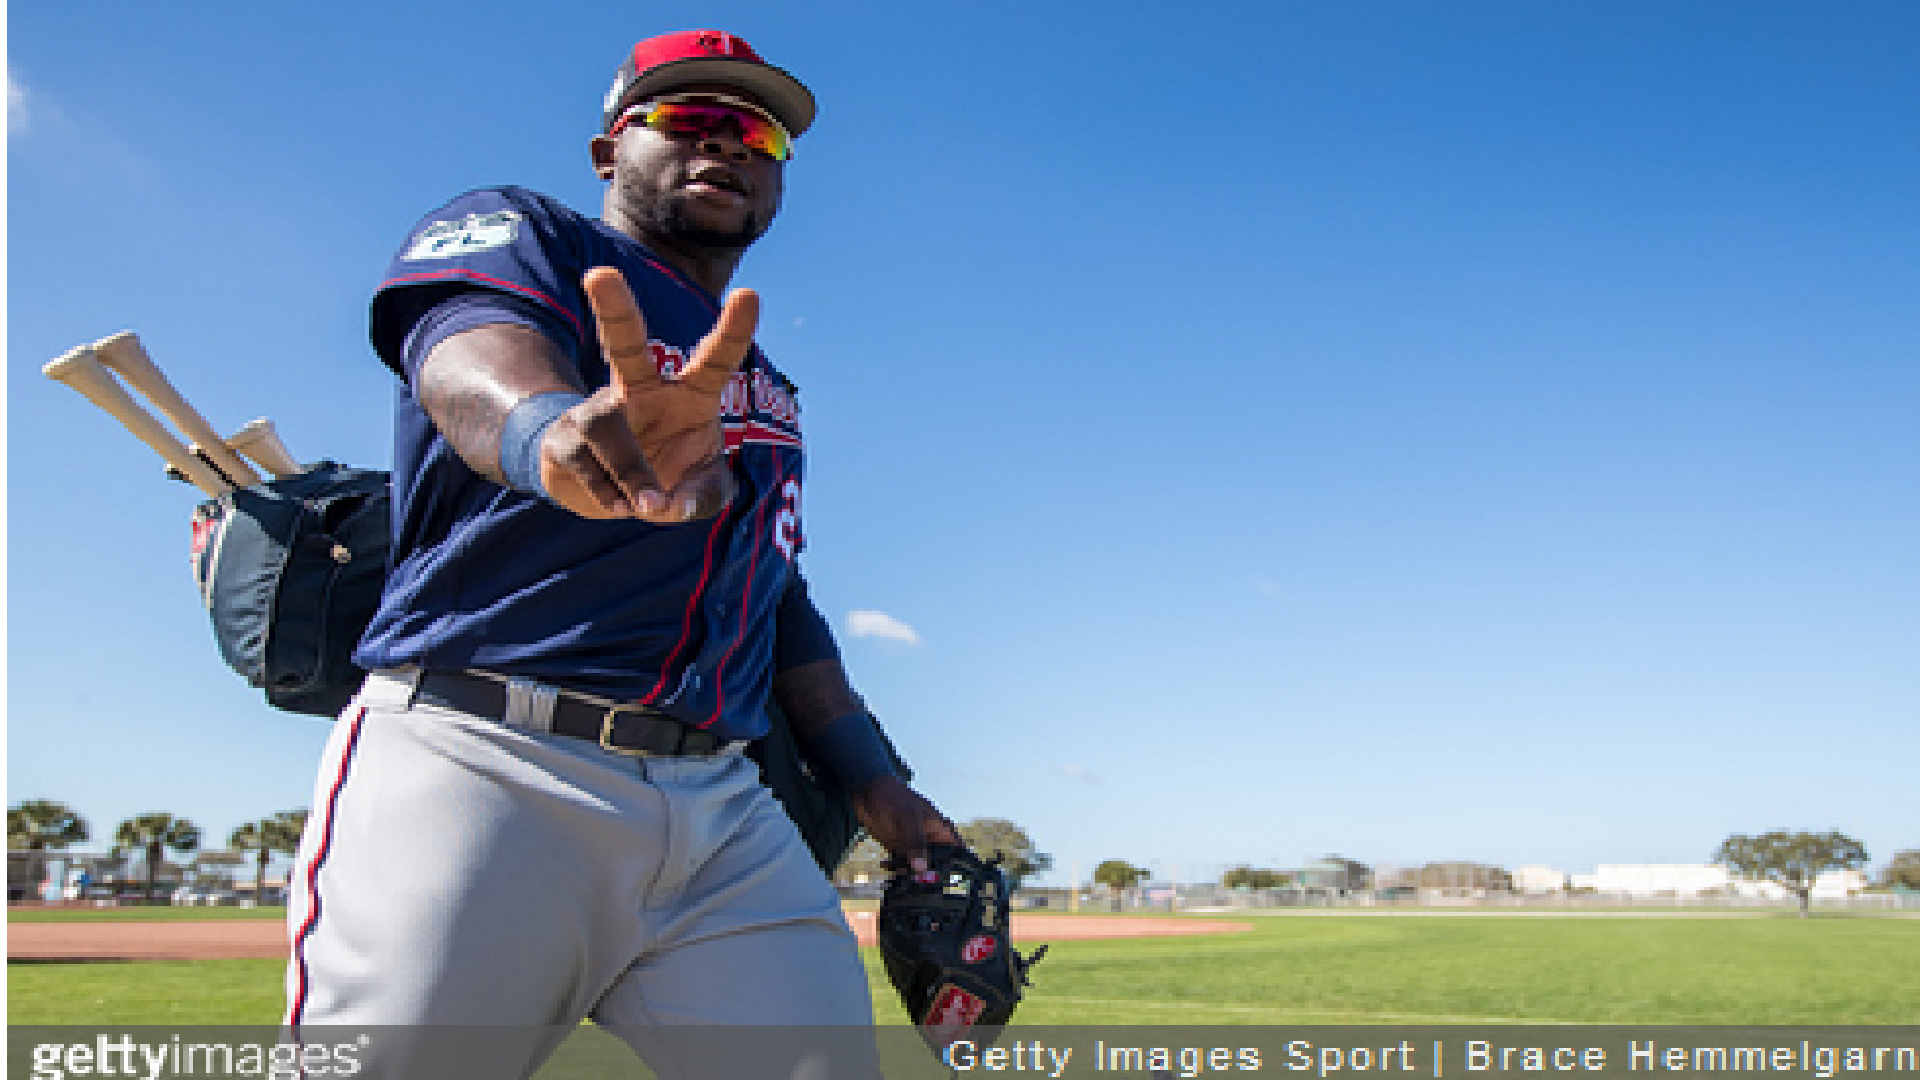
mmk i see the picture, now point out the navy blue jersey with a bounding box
[355,186,809,738]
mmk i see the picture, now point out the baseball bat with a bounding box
[42,346,233,496]
[227,416,303,477]
[192,445,245,490]
[91,331,264,487]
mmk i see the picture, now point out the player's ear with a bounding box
[589,135,617,181]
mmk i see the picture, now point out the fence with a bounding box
[1012,885,1920,913]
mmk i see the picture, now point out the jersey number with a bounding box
[773,477,801,562]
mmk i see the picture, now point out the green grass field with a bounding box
[8,905,288,923]
[9,910,1917,1026]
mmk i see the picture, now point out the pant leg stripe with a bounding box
[287,706,369,1030]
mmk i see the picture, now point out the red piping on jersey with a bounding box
[725,420,803,451]
[287,707,369,1030]
[701,457,783,728]
[640,512,729,710]
[382,269,588,342]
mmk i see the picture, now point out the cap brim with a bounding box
[614,58,815,136]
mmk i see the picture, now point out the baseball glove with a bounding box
[878,844,1045,1051]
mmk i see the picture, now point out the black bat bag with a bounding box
[189,462,391,718]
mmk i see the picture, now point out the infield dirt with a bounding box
[8,913,1251,962]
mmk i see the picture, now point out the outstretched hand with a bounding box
[540,266,759,521]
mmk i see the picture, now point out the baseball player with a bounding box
[284,29,958,1076]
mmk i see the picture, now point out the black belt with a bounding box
[412,672,731,757]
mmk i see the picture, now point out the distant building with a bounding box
[1511,865,1568,893]
[1810,870,1870,898]
[1297,856,1371,892]
[1571,864,1730,896]
[1565,864,1868,898]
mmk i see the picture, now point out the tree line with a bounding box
[1026,829,1918,918]
[8,798,306,904]
[1097,831,1920,917]
[18,800,1916,919]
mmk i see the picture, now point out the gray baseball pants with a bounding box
[284,670,876,1078]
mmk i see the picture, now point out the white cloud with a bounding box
[10,72,31,136]
[5,75,151,182]
[1060,763,1099,785]
[847,609,920,646]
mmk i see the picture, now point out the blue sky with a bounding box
[8,1,1916,888]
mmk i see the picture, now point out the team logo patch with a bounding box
[403,210,522,261]
[922,983,987,1043]
[962,933,997,964]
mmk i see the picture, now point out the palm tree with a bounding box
[114,814,202,904]
[8,799,90,851]
[229,809,306,903]
[9,800,90,904]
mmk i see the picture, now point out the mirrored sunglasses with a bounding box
[610,97,793,162]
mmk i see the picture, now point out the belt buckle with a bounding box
[599,705,660,756]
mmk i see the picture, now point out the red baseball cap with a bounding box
[602,30,815,137]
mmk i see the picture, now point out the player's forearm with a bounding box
[773,660,906,791]
[416,323,586,484]
[772,659,866,741]
[775,661,955,860]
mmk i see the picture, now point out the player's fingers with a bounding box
[539,452,625,520]
[906,810,963,873]
[857,782,957,874]
[677,288,759,396]
[580,405,673,517]
[583,267,661,392]
[662,456,738,522]
[540,402,666,518]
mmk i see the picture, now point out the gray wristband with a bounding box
[809,711,904,792]
[499,391,585,497]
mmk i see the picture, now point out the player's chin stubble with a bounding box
[643,193,768,251]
